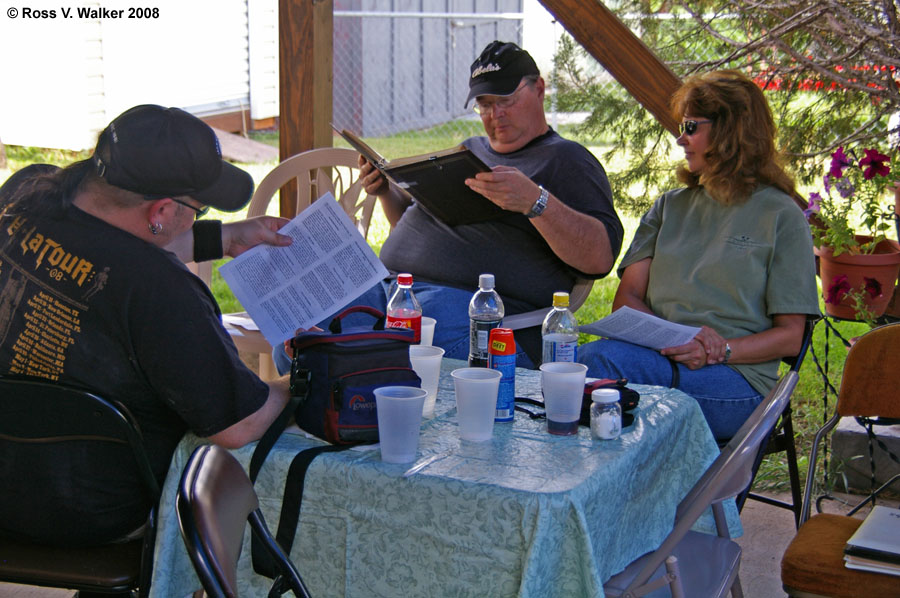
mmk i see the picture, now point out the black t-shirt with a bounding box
[378,129,623,311]
[0,180,268,545]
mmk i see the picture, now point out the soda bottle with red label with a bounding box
[386,273,422,342]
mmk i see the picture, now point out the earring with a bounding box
[148,222,163,235]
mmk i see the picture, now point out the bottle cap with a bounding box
[489,328,516,355]
[397,273,413,286]
[552,291,570,308]
[479,273,495,290]
[592,388,619,403]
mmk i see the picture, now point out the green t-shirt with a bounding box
[619,185,820,394]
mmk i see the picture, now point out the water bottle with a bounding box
[386,273,422,342]
[541,291,578,363]
[468,273,504,367]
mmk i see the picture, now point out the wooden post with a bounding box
[278,0,333,217]
[538,0,681,135]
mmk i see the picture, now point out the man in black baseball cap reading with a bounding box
[0,104,294,549]
[346,40,623,367]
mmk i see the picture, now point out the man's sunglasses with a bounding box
[678,119,712,136]
[171,198,210,219]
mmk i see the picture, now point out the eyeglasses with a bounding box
[473,81,531,116]
[171,198,210,219]
[678,119,713,136]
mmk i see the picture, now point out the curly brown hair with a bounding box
[671,70,797,205]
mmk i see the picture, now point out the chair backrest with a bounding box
[621,370,798,592]
[834,321,900,419]
[0,375,160,543]
[249,147,378,240]
[176,444,311,598]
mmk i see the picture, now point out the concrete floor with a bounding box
[4,491,888,598]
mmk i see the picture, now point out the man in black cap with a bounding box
[0,105,292,547]
[355,40,623,366]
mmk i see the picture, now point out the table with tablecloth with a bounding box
[149,358,740,598]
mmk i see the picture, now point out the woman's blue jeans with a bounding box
[577,339,763,441]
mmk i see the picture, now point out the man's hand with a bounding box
[465,165,540,214]
[223,216,292,258]
[358,154,391,196]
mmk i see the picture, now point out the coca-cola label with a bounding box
[386,315,421,342]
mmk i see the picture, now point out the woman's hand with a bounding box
[693,325,729,364]
[660,339,709,370]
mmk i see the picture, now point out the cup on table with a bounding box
[409,345,444,418]
[451,367,502,442]
[539,362,588,435]
[419,316,436,346]
[373,386,428,463]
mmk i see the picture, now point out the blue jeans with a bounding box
[273,280,535,374]
[576,339,763,441]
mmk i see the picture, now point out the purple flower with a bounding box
[823,174,832,194]
[830,147,852,178]
[835,176,855,199]
[859,148,890,180]
[864,277,883,299]
[804,192,822,218]
[825,275,850,305]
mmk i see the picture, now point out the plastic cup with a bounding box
[409,345,444,418]
[540,362,588,435]
[373,386,428,463]
[451,368,502,441]
[419,317,436,346]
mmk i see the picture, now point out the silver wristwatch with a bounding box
[527,186,549,218]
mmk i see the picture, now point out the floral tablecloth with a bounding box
[149,359,740,598]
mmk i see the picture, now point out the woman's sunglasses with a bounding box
[678,119,712,136]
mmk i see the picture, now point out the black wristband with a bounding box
[192,220,223,262]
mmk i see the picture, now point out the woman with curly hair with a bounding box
[577,70,820,441]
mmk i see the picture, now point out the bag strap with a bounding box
[328,305,386,333]
[250,395,301,483]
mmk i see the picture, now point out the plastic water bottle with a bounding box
[541,291,578,363]
[386,273,422,342]
[468,273,504,367]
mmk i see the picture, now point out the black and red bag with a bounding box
[288,305,421,445]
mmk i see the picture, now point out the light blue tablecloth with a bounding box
[150,359,740,598]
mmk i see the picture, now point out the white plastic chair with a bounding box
[501,277,594,330]
[603,369,800,597]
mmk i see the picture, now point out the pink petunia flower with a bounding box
[825,274,850,304]
[864,277,883,299]
[859,148,890,180]
[829,147,852,178]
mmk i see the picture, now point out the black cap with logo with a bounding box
[465,40,540,108]
[92,104,253,212]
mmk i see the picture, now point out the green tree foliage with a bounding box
[551,1,900,215]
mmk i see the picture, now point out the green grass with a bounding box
[1,137,874,497]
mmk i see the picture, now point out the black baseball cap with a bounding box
[465,41,540,108]
[92,105,253,212]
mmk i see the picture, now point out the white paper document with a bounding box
[579,306,702,350]
[219,193,389,347]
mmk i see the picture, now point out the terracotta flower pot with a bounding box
[814,236,900,319]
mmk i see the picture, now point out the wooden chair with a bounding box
[176,444,312,598]
[603,367,801,597]
[210,147,379,378]
[0,375,160,597]
[781,322,900,597]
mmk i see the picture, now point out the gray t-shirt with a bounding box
[378,129,622,312]
[620,185,820,394]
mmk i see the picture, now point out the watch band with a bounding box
[527,186,549,218]
[723,343,732,364]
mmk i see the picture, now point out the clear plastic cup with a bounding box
[451,368,501,441]
[539,362,588,435]
[419,316,437,346]
[409,345,444,418]
[373,386,428,463]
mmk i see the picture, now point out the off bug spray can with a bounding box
[489,327,516,422]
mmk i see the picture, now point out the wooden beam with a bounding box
[538,0,681,135]
[279,0,333,217]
